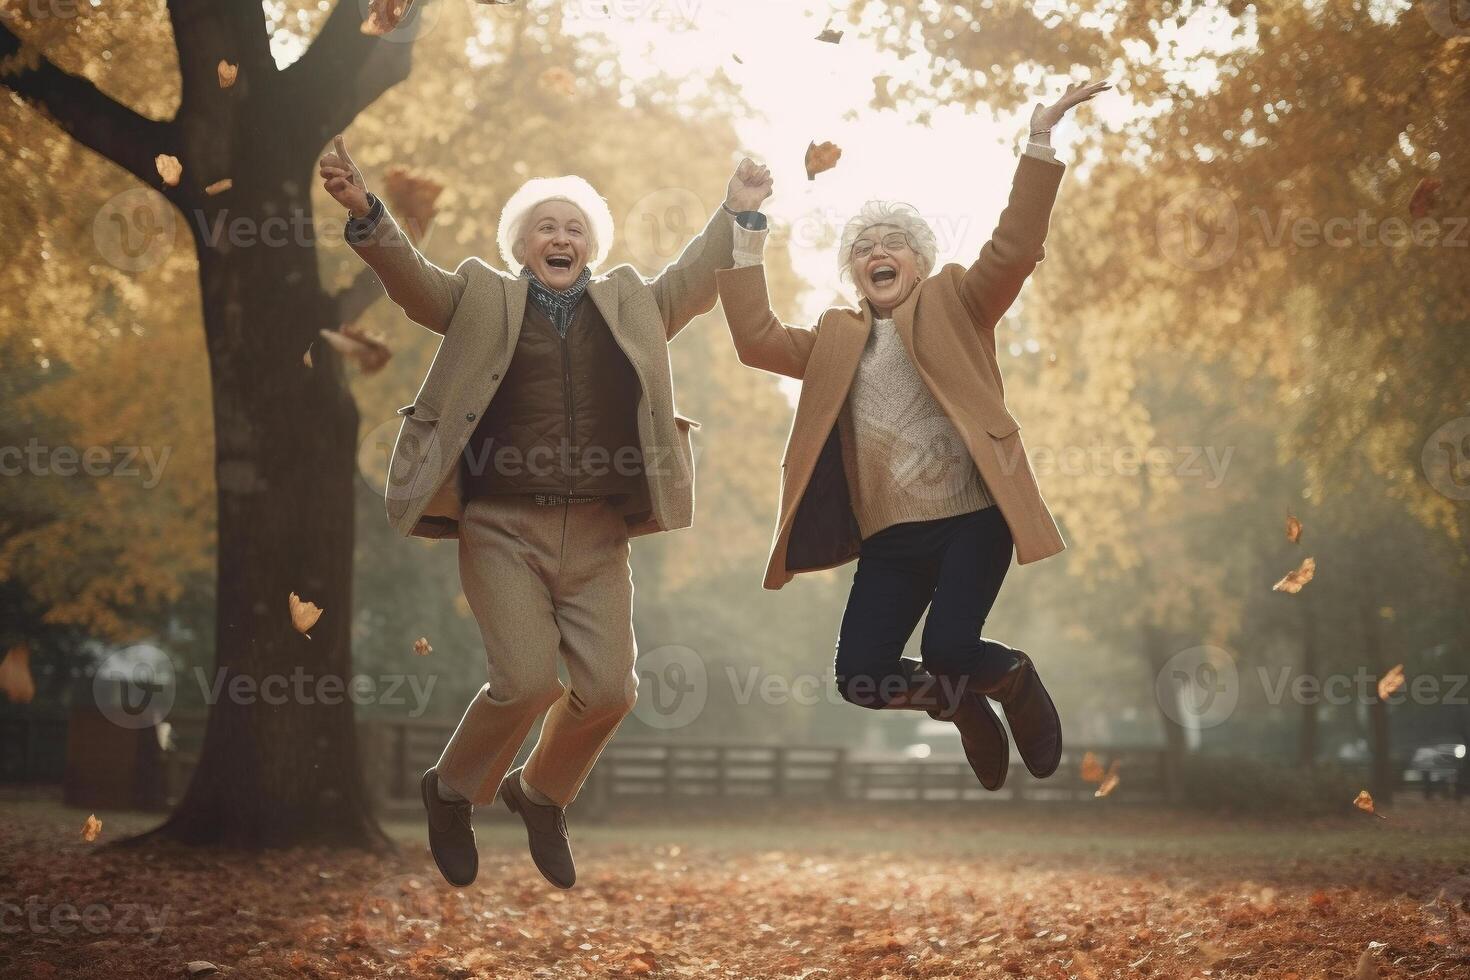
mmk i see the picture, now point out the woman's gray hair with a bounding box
[837,201,939,282]
[497,175,615,271]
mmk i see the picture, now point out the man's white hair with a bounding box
[837,201,939,283]
[497,175,615,272]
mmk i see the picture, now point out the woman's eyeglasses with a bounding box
[850,232,911,259]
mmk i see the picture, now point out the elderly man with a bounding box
[715,80,1108,793]
[319,137,771,888]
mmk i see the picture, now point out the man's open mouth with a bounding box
[546,255,574,270]
[870,264,896,285]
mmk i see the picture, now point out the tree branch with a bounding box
[280,0,415,156]
[0,22,176,188]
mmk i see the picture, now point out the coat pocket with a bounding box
[396,401,442,422]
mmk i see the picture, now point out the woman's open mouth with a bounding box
[870,264,897,285]
[546,255,574,270]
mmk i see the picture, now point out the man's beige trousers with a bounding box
[435,496,638,807]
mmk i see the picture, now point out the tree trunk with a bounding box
[1143,624,1188,804]
[1297,598,1319,769]
[155,176,386,848]
[1359,603,1395,805]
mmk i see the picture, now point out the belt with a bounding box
[531,493,607,506]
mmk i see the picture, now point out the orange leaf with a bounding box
[804,140,842,181]
[1285,514,1302,544]
[289,592,323,637]
[1079,751,1105,784]
[0,644,36,704]
[1272,557,1316,594]
[1352,790,1386,819]
[381,167,445,243]
[815,26,844,43]
[1094,761,1121,798]
[155,154,182,187]
[413,637,432,657]
[1376,664,1405,701]
[361,0,415,35]
[318,324,392,374]
[1408,176,1441,219]
[82,814,102,842]
[205,178,233,196]
[217,61,238,88]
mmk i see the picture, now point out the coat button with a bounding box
[491,373,500,380]
[466,412,476,422]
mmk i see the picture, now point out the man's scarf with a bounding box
[521,265,592,337]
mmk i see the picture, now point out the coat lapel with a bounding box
[587,277,623,343]
[504,274,529,337]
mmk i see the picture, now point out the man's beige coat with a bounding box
[715,153,1068,590]
[350,205,734,539]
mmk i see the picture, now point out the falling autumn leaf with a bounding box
[1095,761,1121,798]
[217,61,238,88]
[302,345,314,369]
[381,167,444,244]
[0,644,36,704]
[414,637,432,657]
[1353,790,1386,819]
[816,26,844,44]
[1272,556,1316,594]
[1079,751,1106,784]
[804,140,842,181]
[1376,664,1405,700]
[319,324,392,374]
[362,0,415,35]
[155,154,182,187]
[539,66,577,98]
[873,74,895,110]
[204,179,233,196]
[289,592,323,637]
[1285,514,1302,544]
[82,814,102,842]
[731,53,744,64]
[1408,176,1441,220]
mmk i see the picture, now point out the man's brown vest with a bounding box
[459,298,644,499]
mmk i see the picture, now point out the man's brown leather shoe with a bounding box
[979,650,1062,779]
[420,769,478,888]
[500,767,576,889]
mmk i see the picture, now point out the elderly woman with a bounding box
[319,137,771,888]
[716,80,1108,792]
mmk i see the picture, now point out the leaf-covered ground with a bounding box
[2,794,1468,979]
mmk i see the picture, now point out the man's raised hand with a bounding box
[319,135,371,216]
[725,158,773,213]
[1029,77,1111,137]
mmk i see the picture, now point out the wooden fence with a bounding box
[4,708,1176,812]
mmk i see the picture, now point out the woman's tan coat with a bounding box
[715,153,1068,590]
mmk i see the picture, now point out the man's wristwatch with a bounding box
[733,210,768,232]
